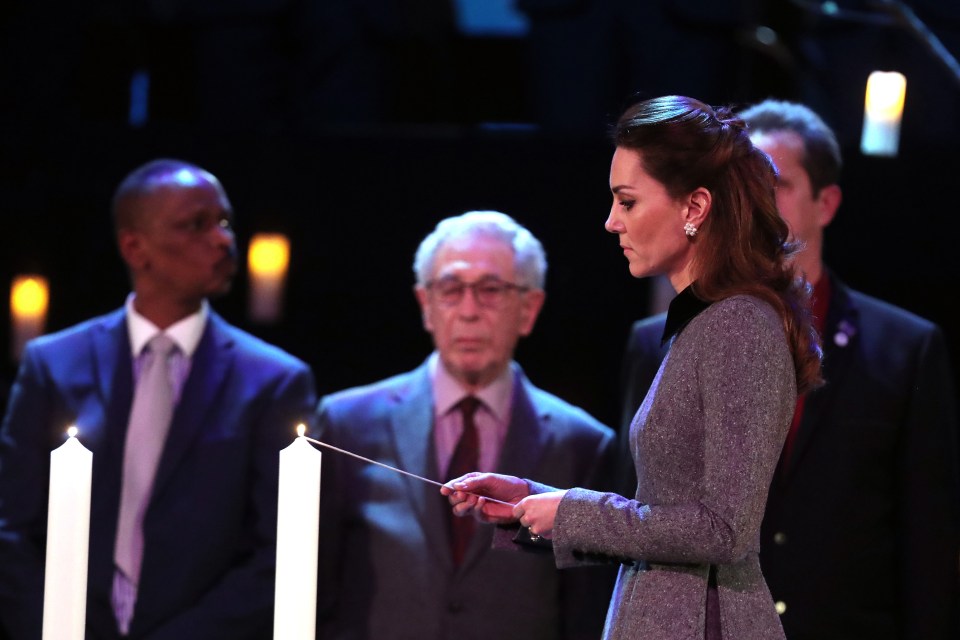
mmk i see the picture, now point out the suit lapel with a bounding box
[495,367,550,480]
[91,309,134,450]
[386,364,454,566]
[457,367,551,571]
[389,364,440,504]
[151,312,233,500]
[88,309,135,597]
[784,275,860,481]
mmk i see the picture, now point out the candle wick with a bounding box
[302,436,517,507]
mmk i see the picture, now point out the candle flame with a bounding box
[861,70,907,157]
[248,234,291,278]
[864,71,906,121]
[296,423,306,437]
[66,425,78,438]
[11,275,50,319]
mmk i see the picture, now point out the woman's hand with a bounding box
[513,491,567,540]
[441,472,530,524]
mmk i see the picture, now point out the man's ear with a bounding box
[117,229,146,271]
[682,187,713,229]
[816,184,842,229]
[518,289,546,337]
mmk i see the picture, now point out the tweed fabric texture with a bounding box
[553,295,796,640]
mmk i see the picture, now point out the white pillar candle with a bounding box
[274,425,321,640]
[42,427,92,640]
[861,71,907,157]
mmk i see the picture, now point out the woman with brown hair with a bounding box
[442,95,822,639]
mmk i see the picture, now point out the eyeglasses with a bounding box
[426,276,530,308]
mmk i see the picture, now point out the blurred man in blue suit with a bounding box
[0,159,317,639]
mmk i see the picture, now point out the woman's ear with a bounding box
[683,187,712,229]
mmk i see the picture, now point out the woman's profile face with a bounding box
[605,147,696,290]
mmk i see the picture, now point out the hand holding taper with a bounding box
[305,437,517,507]
[442,472,533,524]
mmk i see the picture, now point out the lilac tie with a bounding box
[114,334,177,595]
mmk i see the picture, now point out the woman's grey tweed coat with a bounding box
[552,295,795,639]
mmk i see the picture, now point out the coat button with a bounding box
[773,532,787,545]
[775,601,787,615]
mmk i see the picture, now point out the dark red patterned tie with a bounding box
[447,396,480,566]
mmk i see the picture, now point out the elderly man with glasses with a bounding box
[313,210,616,640]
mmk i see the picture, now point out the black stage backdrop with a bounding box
[2,123,958,430]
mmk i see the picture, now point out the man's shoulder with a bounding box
[522,378,614,440]
[629,311,668,338]
[212,314,310,373]
[625,311,668,363]
[845,286,940,336]
[27,308,124,354]
[318,368,422,415]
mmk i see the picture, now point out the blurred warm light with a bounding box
[865,71,906,119]
[10,275,49,361]
[296,423,306,437]
[11,275,49,319]
[861,71,907,157]
[248,234,290,278]
[66,425,78,438]
[247,233,291,324]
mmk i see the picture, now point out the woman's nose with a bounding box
[604,209,623,234]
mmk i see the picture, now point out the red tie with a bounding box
[447,396,480,566]
[781,274,831,473]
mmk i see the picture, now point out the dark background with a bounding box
[1,0,959,429]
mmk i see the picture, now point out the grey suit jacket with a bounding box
[315,358,617,640]
[552,295,794,640]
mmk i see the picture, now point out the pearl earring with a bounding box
[684,222,698,237]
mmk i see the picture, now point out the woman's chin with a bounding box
[627,262,651,280]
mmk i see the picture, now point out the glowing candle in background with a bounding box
[861,71,907,157]
[43,426,92,640]
[274,424,321,640]
[10,275,49,362]
[248,233,291,324]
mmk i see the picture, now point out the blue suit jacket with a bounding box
[0,307,317,640]
[617,273,960,640]
[315,359,617,640]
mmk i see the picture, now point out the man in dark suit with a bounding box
[316,210,616,640]
[617,100,960,640]
[0,159,317,639]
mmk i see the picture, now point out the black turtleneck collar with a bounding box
[661,284,712,346]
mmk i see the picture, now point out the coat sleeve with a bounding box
[552,300,795,568]
[556,424,619,640]
[0,343,67,640]
[487,417,621,640]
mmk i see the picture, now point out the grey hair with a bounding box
[413,210,547,289]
